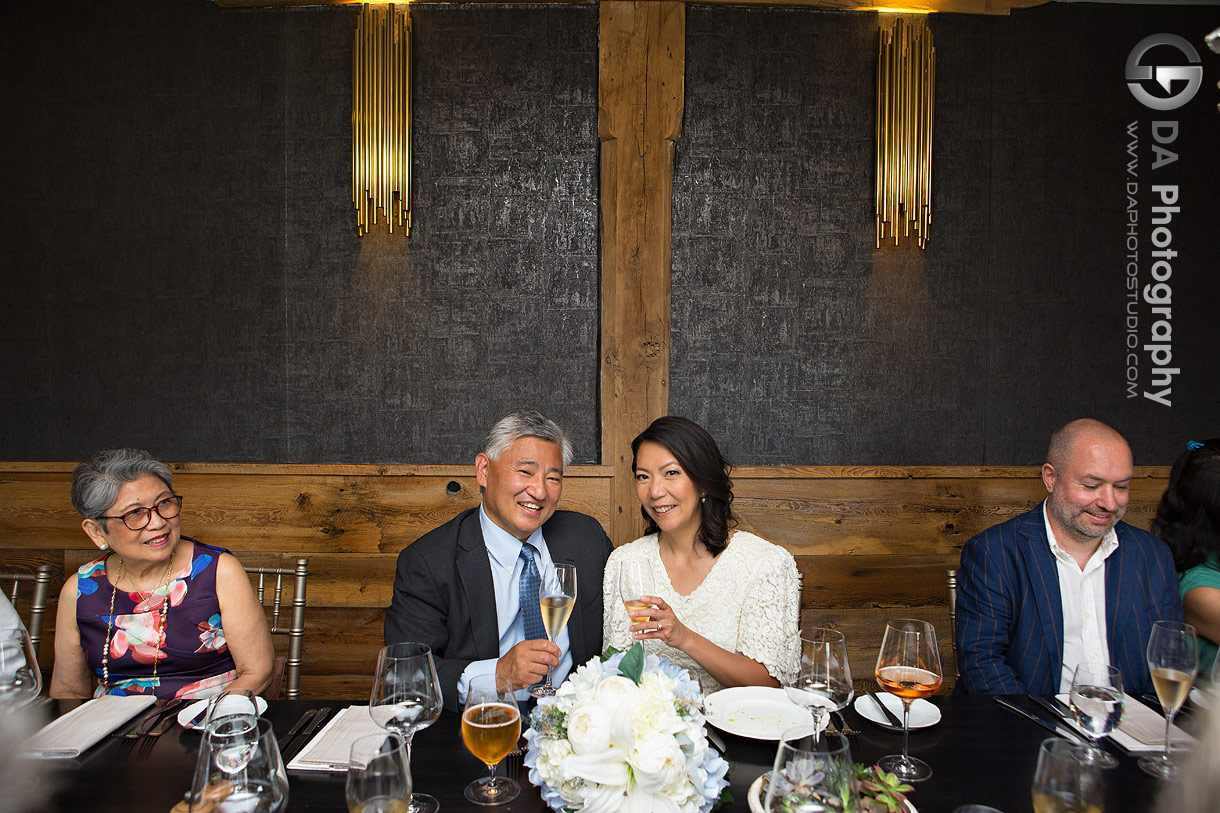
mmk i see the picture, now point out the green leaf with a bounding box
[618,642,645,684]
[600,646,622,663]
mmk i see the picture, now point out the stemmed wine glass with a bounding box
[764,728,859,812]
[1139,620,1197,778]
[1068,662,1124,770]
[783,627,853,741]
[874,619,942,782]
[346,733,412,813]
[618,560,654,632]
[1030,737,1104,813]
[190,717,288,813]
[531,563,576,698]
[370,643,443,813]
[461,674,522,806]
[0,628,42,707]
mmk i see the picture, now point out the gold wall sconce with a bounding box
[875,17,935,249]
[353,3,412,236]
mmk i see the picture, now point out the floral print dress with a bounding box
[76,538,239,699]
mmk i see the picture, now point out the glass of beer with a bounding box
[461,674,521,805]
[346,733,411,813]
[1031,737,1104,813]
[618,560,654,632]
[874,619,943,782]
[531,562,577,698]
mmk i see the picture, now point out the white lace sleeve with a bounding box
[602,550,633,653]
[735,545,801,683]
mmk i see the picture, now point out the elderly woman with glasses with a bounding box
[50,449,274,700]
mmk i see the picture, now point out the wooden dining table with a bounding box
[40,694,1172,812]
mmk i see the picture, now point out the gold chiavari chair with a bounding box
[244,558,308,700]
[0,564,56,655]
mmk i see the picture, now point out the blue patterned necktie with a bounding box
[518,544,546,641]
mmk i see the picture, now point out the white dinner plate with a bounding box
[704,686,814,740]
[178,695,268,729]
[853,693,940,731]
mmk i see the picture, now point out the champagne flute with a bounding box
[618,560,654,631]
[370,643,443,813]
[0,628,42,707]
[346,733,412,813]
[1139,620,1197,778]
[1031,737,1104,813]
[764,728,859,812]
[461,674,521,806]
[874,619,942,782]
[531,562,577,698]
[1068,662,1123,770]
[783,627,853,742]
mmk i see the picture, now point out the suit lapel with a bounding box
[1104,527,1131,661]
[1017,509,1064,676]
[456,513,501,659]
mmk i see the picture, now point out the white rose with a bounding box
[567,701,613,754]
[629,732,687,796]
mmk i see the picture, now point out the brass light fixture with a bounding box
[875,17,935,249]
[353,4,411,236]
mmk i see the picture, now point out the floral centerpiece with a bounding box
[525,643,730,813]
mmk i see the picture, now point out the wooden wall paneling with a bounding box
[598,1,684,546]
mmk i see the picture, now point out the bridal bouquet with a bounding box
[525,644,730,813]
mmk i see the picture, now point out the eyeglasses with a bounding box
[98,495,183,531]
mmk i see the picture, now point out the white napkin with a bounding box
[24,695,157,758]
[286,705,386,772]
[1056,692,1196,755]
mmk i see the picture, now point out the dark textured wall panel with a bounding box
[0,1,600,464]
[672,5,1219,466]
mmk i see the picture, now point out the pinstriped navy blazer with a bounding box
[955,504,1182,695]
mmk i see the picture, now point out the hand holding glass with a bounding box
[370,643,443,813]
[346,733,412,813]
[461,674,521,806]
[531,563,576,698]
[1068,662,1123,770]
[783,627,853,741]
[874,619,942,782]
[1139,620,1197,779]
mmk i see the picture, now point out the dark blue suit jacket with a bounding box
[384,508,613,713]
[955,504,1182,695]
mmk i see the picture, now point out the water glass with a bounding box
[347,733,412,813]
[189,717,288,813]
[1068,662,1123,769]
[765,728,859,812]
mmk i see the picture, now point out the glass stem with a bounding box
[1163,710,1174,763]
[901,699,912,762]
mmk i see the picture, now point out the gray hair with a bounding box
[71,449,174,526]
[483,409,573,469]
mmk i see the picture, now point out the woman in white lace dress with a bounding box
[602,416,800,692]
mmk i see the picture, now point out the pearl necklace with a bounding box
[101,549,175,692]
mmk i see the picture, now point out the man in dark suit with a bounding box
[956,419,1182,695]
[385,409,613,712]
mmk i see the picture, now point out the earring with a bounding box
[99,543,109,551]
[700,496,706,504]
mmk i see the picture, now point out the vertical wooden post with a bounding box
[598,1,684,546]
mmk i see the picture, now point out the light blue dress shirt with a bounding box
[456,505,574,703]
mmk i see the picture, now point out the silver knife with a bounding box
[127,698,188,737]
[866,691,905,728]
[277,708,318,754]
[994,696,1089,745]
[282,706,331,764]
[1029,694,1076,724]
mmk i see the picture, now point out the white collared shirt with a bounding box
[456,505,573,703]
[1043,503,1119,693]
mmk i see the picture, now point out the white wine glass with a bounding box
[189,717,288,813]
[0,628,42,707]
[1139,620,1197,778]
[764,728,859,812]
[370,643,443,813]
[874,619,942,782]
[346,733,412,813]
[618,560,654,633]
[461,674,521,806]
[1031,737,1104,813]
[1068,662,1123,770]
[531,563,576,698]
[783,627,853,742]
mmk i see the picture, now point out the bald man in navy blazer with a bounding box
[385,409,612,713]
[955,419,1182,695]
